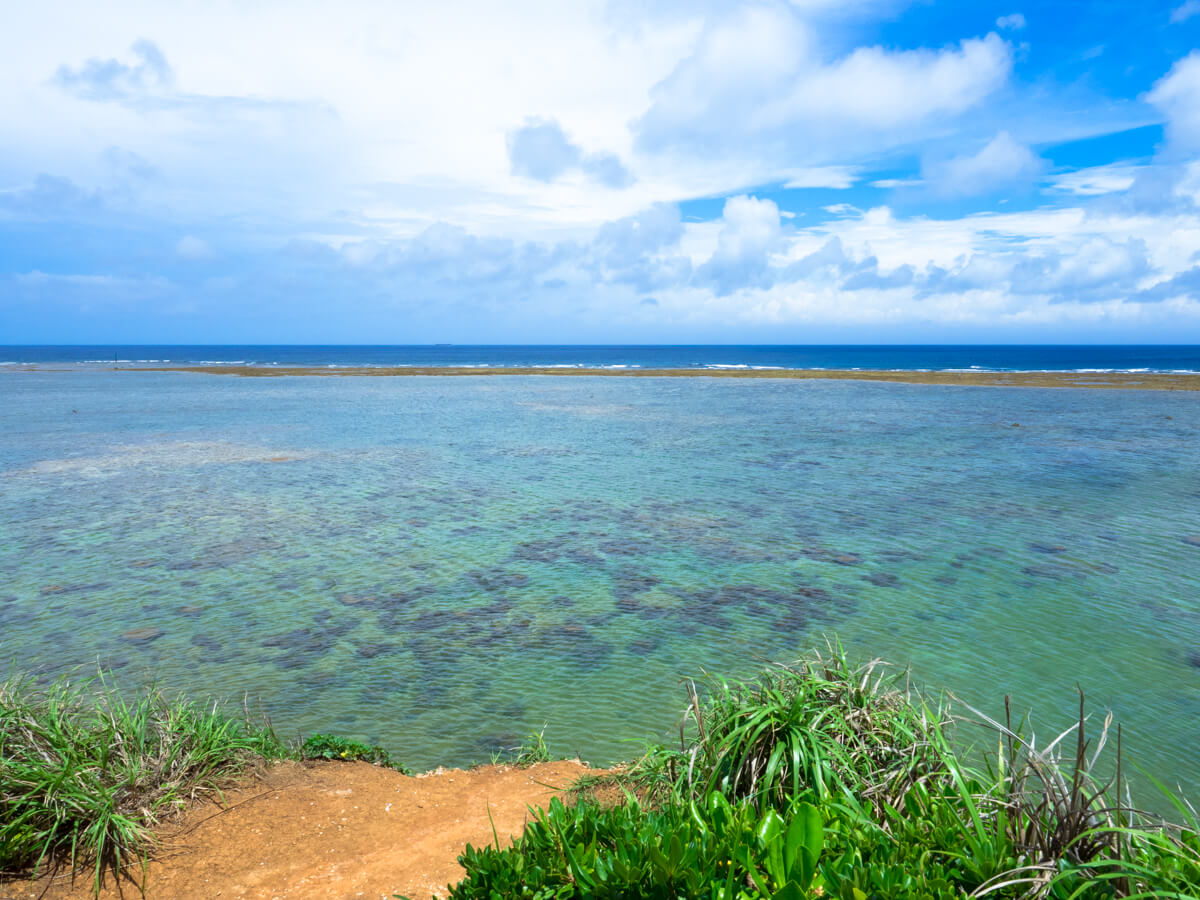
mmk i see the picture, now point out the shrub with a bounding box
[0,672,287,891]
[450,646,1200,899]
[300,732,409,772]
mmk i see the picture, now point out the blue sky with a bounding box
[2,0,1200,343]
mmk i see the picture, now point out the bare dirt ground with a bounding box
[2,759,596,900]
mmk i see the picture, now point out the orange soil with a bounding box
[2,759,597,900]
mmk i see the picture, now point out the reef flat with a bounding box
[56,365,1197,390]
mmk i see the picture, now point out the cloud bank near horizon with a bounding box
[2,1,1200,343]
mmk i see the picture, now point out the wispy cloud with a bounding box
[1049,163,1141,196]
[54,39,172,101]
[1170,0,1200,24]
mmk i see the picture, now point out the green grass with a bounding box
[0,672,422,893]
[0,672,288,891]
[300,732,411,772]
[449,643,1200,899]
[487,725,556,768]
[6,646,1198,899]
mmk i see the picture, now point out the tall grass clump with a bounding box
[670,650,947,813]
[450,643,1200,899]
[0,671,288,890]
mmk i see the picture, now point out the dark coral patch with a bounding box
[598,538,649,557]
[261,619,358,664]
[863,572,900,588]
[122,626,164,643]
[629,636,662,655]
[1030,543,1068,554]
[191,634,222,653]
[464,569,530,592]
[355,642,400,659]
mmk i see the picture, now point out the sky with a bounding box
[2,1,1200,344]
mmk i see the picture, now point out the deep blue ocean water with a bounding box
[1,358,1199,802]
[4,344,1200,372]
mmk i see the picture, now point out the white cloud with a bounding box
[4,1,1200,341]
[507,119,584,181]
[1049,163,1141,196]
[923,132,1042,196]
[1170,1,1200,23]
[175,235,211,259]
[996,13,1026,30]
[714,195,781,261]
[54,39,173,101]
[871,177,922,189]
[506,117,633,188]
[781,166,858,189]
[789,34,1010,128]
[1147,52,1200,152]
[695,194,782,294]
[634,5,1012,160]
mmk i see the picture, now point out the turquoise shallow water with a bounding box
[1,372,1198,795]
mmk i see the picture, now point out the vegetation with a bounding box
[301,732,410,772]
[0,673,410,891]
[449,645,1200,899]
[0,671,290,891]
[490,725,555,768]
[5,647,1198,899]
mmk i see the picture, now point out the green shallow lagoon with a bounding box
[1,373,1198,794]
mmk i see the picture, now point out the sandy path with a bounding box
[2,760,595,900]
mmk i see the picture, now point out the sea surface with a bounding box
[4,343,1200,372]
[2,359,1199,800]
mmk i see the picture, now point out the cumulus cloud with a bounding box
[1134,265,1200,302]
[507,119,581,181]
[715,195,782,257]
[922,132,1043,196]
[507,118,633,187]
[1010,238,1152,300]
[1147,52,1200,151]
[842,259,915,291]
[635,5,1012,160]
[9,190,1200,342]
[594,203,684,261]
[696,194,783,294]
[587,204,691,291]
[996,13,1026,30]
[54,39,172,101]
[7,1,1200,341]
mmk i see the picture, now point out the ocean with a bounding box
[1,348,1198,800]
[4,343,1200,372]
